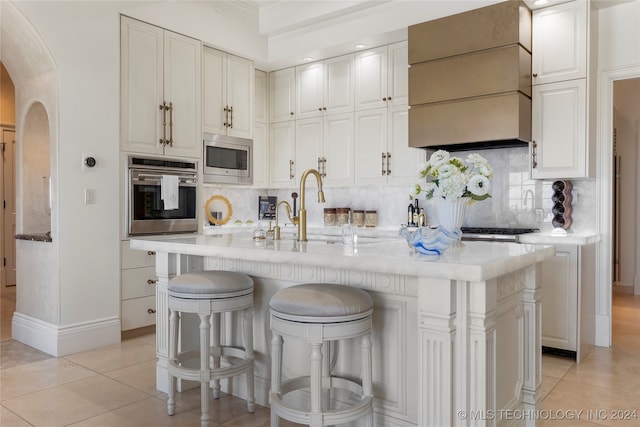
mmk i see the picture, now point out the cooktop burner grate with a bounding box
[461,227,539,235]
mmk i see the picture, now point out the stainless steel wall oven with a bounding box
[127,156,198,235]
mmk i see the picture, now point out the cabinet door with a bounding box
[354,108,388,185]
[354,46,388,111]
[387,105,423,185]
[254,70,268,124]
[323,113,354,187]
[531,79,586,179]
[252,122,269,188]
[388,41,408,106]
[324,54,354,115]
[270,121,296,188]
[202,47,226,135]
[295,117,323,178]
[532,1,587,85]
[296,62,324,119]
[541,244,578,352]
[270,68,296,123]
[226,54,254,139]
[163,30,201,158]
[120,17,164,155]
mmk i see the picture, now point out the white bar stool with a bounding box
[269,283,374,427]
[167,270,255,426]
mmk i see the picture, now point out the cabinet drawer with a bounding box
[122,267,157,300]
[121,296,156,331]
[121,240,156,269]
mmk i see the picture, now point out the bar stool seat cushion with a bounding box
[270,284,373,322]
[168,270,253,299]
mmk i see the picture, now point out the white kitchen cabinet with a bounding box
[295,113,354,187]
[354,42,408,111]
[203,47,254,139]
[120,240,157,331]
[252,70,269,188]
[254,69,268,124]
[296,54,354,119]
[252,122,269,188]
[540,241,596,362]
[269,120,296,188]
[532,0,587,85]
[531,79,587,179]
[355,104,423,186]
[270,67,296,123]
[120,16,201,158]
[541,244,578,353]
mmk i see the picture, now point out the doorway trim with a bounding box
[597,64,640,347]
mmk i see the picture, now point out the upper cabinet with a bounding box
[253,70,269,188]
[296,54,354,119]
[354,42,408,111]
[203,47,254,139]
[532,0,587,85]
[270,68,296,123]
[531,0,592,179]
[120,16,201,158]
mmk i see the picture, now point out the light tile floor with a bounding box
[2,285,640,426]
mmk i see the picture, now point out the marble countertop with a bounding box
[130,231,554,282]
[518,231,600,246]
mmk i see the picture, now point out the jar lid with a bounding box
[354,210,365,213]
[324,208,336,212]
[365,210,377,214]
[336,208,350,212]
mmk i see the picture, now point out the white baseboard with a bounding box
[12,312,121,357]
[613,283,634,294]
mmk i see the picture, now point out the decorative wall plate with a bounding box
[205,195,233,225]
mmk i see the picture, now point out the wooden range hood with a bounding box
[408,1,532,151]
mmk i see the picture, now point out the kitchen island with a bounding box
[130,231,554,426]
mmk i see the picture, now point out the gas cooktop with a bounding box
[461,227,539,242]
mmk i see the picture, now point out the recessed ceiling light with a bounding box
[355,44,366,49]
[303,57,313,62]
[534,0,548,5]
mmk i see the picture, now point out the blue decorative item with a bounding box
[399,226,461,256]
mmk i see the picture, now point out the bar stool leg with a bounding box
[243,307,256,412]
[210,313,221,399]
[310,342,323,427]
[362,332,374,427]
[270,332,283,427]
[167,309,178,416]
[199,313,211,427]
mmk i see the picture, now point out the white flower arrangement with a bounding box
[413,150,493,202]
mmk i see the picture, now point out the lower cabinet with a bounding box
[540,242,595,362]
[121,241,157,331]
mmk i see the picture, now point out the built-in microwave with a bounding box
[203,133,253,185]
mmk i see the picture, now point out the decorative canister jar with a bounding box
[364,210,377,228]
[336,208,350,226]
[323,208,337,226]
[352,210,365,227]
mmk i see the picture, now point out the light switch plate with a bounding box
[85,188,95,204]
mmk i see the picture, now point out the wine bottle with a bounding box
[407,202,415,226]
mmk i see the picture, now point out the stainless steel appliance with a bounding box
[461,227,538,243]
[203,133,252,185]
[128,156,198,235]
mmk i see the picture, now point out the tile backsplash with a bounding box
[203,146,597,234]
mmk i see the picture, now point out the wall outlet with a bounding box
[535,208,544,222]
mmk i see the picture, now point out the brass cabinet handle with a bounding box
[386,152,391,175]
[147,309,156,314]
[224,106,230,127]
[229,106,233,129]
[290,112,294,116]
[381,152,387,176]
[388,96,392,101]
[289,160,295,180]
[159,102,168,145]
[147,279,157,285]
[147,251,156,256]
[318,107,323,112]
[532,73,538,78]
[531,141,538,169]
[167,102,173,146]
[382,97,387,101]
[320,157,327,178]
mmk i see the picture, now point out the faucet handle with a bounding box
[291,192,298,215]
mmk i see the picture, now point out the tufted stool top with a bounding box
[168,270,253,299]
[270,284,373,323]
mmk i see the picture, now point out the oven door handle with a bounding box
[132,173,197,185]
